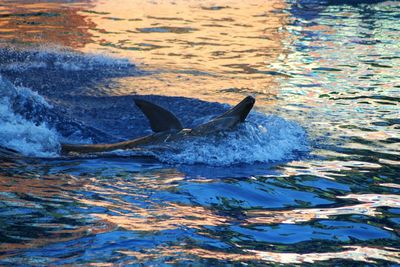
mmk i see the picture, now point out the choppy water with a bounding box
[0,0,399,265]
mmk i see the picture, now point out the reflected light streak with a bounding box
[77,173,227,232]
[0,175,115,255]
[91,202,227,232]
[0,172,115,254]
[247,246,400,264]
[245,193,400,225]
[280,159,382,180]
[0,219,115,254]
[118,245,400,264]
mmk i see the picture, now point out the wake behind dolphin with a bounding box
[61,96,256,155]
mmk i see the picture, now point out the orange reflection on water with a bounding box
[0,172,84,198]
[0,1,95,48]
[76,171,227,232]
[78,0,288,104]
[83,0,287,72]
[0,171,115,254]
[91,202,227,232]
[118,245,400,265]
[0,0,289,105]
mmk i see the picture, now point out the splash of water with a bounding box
[0,75,59,156]
[151,113,309,166]
[0,45,134,73]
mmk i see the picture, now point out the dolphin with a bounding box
[61,96,256,155]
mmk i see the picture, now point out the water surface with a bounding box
[0,0,399,265]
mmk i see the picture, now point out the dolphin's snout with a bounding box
[244,95,256,104]
[232,95,255,122]
[243,96,256,108]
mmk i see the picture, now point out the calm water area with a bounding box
[0,0,399,265]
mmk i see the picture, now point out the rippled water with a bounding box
[0,0,399,265]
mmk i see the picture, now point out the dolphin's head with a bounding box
[229,95,256,122]
[190,96,256,135]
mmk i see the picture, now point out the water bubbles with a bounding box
[155,112,309,166]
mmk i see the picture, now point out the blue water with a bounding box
[0,0,399,265]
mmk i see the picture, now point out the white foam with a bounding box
[52,52,133,71]
[14,85,53,109]
[0,76,59,157]
[0,45,134,73]
[153,113,309,166]
[35,46,134,71]
[2,62,47,72]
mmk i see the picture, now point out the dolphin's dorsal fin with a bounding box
[134,99,183,133]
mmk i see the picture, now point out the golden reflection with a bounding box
[0,1,95,48]
[0,172,115,253]
[245,193,400,225]
[80,177,221,233]
[87,201,227,232]
[83,0,286,71]
[0,0,289,105]
[132,169,185,191]
[118,245,400,264]
[77,0,288,105]
[0,172,84,198]
[76,171,227,232]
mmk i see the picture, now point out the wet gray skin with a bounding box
[61,96,256,155]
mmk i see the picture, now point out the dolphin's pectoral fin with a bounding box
[134,99,183,133]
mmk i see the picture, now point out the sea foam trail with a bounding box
[0,76,59,157]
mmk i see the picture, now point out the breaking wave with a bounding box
[0,75,59,157]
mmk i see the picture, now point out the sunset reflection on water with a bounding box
[0,0,399,265]
[118,246,400,265]
[80,0,288,104]
[0,0,287,104]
